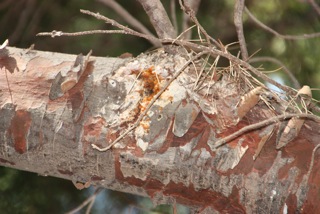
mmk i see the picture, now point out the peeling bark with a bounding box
[0,47,320,213]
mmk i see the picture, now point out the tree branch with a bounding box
[137,0,176,39]
[307,0,320,16]
[181,0,201,40]
[245,7,320,40]
[249,56,301,89]
[1,44,320,213]
[234,0,248,60]
[97,0,160,47]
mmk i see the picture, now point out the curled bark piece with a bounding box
[49,50,92,100]
[253,125,275,160]
[61,50,92,93]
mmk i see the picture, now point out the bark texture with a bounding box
[0,47,320,213]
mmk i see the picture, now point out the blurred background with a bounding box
[1,0,320,213]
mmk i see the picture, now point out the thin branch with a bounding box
[307,0,320,16]
[249,56,301,89]
[179,0,221,48]
[306,143,320,182]
[66,188,103,214]
[213,113,320,149]
[234,0,248,60]
[37,30,127,37]
[137,0,176,39]
[245,7,320,40]
[181,0,201,40]
[92,50,209,151]
[179,0,206,43]
[96,0,160,47]
[79,9,160,44]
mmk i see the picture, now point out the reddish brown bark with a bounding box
[0,47,319,213]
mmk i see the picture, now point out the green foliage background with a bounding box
[1,0,320,213]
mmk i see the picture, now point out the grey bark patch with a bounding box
[49,72,64,100]
[140,102,180,151]
[173,102,200,137]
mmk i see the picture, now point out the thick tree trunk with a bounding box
[0,47,319,213]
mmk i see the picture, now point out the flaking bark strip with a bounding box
[49,51,92,100]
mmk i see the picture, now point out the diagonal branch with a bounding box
[181,0,201,40]
[137,0,176,40]
[179,0,221,48]
[307,0,320,16]
[249,56,301,89]
[234,0,248,60]
[97,0,160,47]
[245,7,320,40]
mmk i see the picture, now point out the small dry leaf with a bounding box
[276,85,312,149]
[236,87,264,120]
[276,118,305,149]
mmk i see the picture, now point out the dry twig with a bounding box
[181,0,201,40]
[38,9,161,46]
[37,29,127,37]
[213,113,320,149]
[249,56,301,89]
[97,0,160,47]
[179,0,221,48]
[306,143,320,182]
